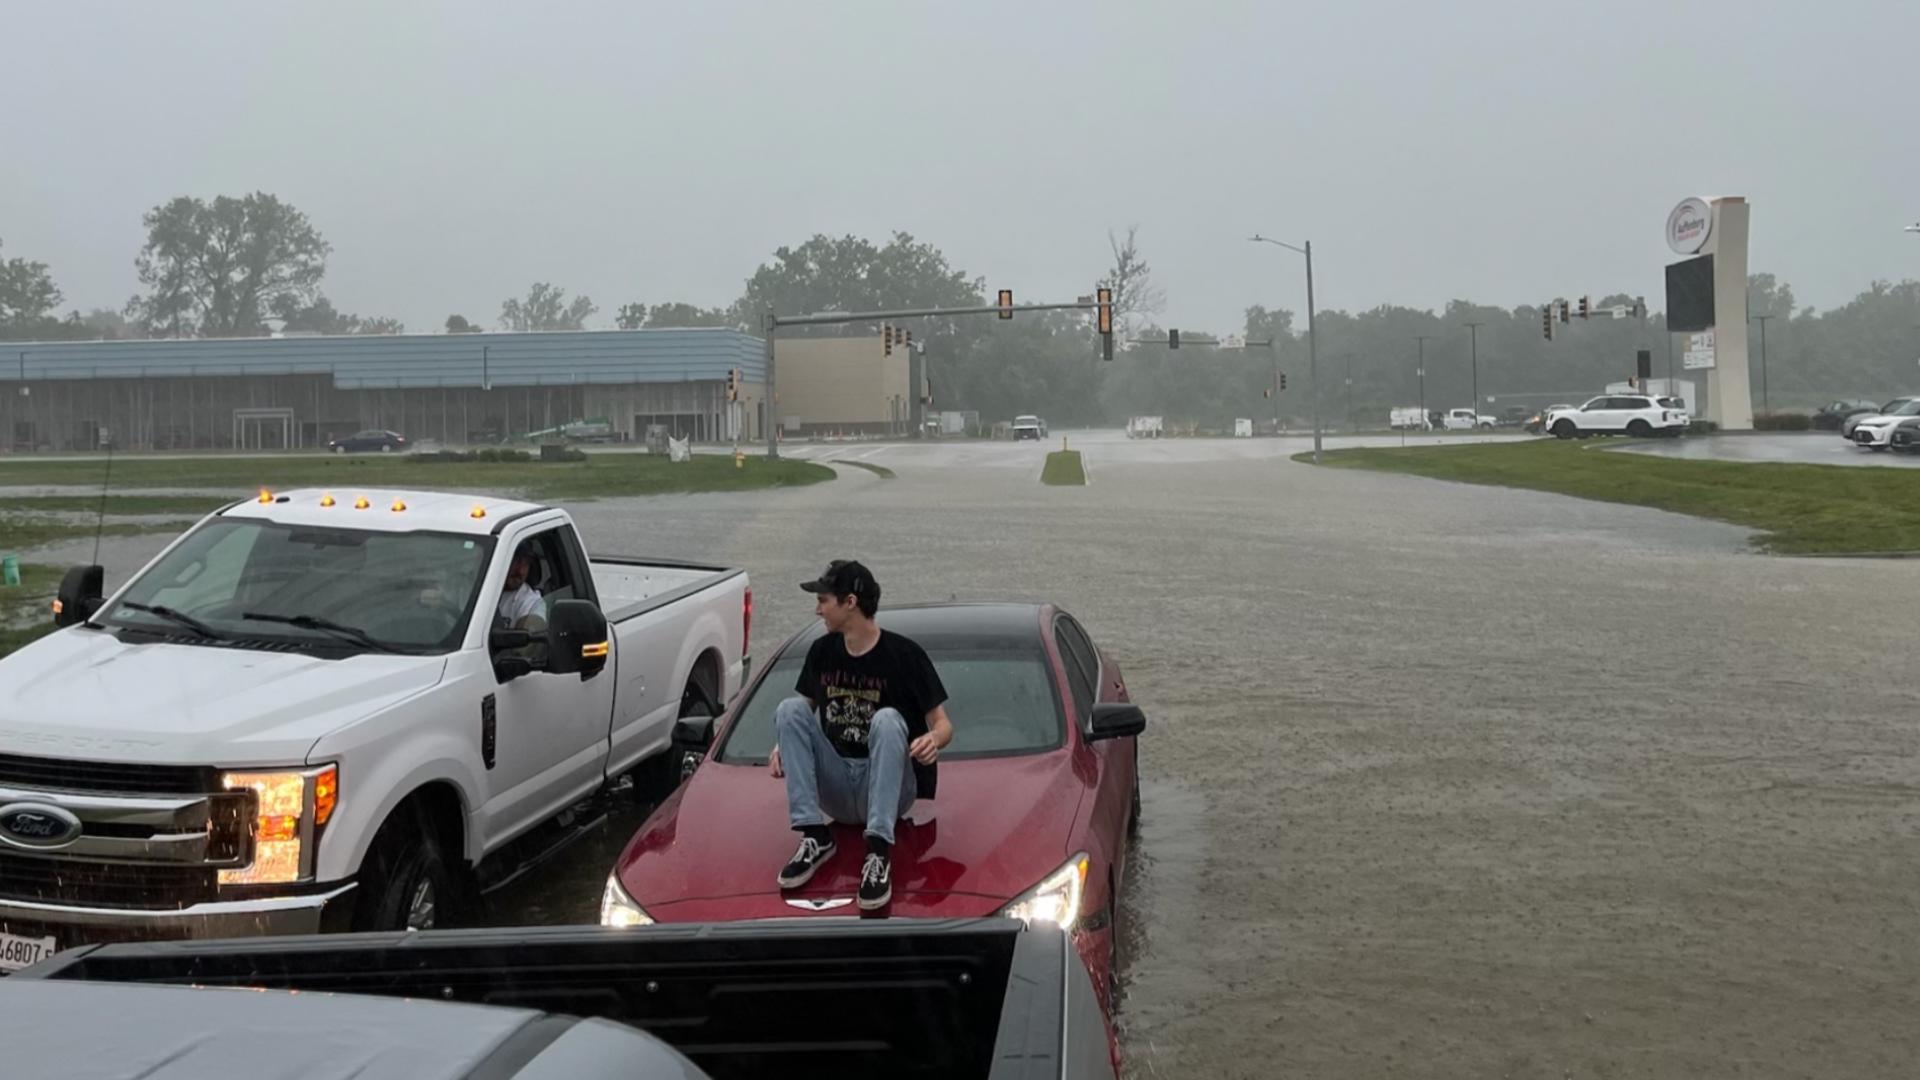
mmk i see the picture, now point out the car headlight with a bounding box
[999,852,1089,931]
[217,765,337,886]
[600,872,655,927]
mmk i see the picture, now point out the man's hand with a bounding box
[909,705,954,765]
[769,747,784,778]
[908,733,941,765]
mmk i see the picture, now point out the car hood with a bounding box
[617,752,1086,920]
[0,627,447,767]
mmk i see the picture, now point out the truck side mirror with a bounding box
[1088,702,1146,742]
[53,565,105,627]
[545,599,609,678]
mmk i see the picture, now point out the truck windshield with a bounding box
[98,518,493,653]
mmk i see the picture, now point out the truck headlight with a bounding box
[1000,852,1089,931]
[600,872,655,927]
[217,765,337,886]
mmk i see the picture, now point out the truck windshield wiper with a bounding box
[117,601,225,639]
[242,612,409,654]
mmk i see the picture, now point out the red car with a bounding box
[602,602,1145,1008]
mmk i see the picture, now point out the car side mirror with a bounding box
[544,599,609,678]
[1088,702,1146,742]
[53,565,105,628]
[673,714,715,750]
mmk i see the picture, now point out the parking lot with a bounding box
[1612,431,1920,467]
[22,430,1920,1077]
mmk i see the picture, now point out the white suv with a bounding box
[1546,395,1686,439]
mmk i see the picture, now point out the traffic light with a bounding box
[1558,298,1570,324]
[883,325,894,356]
[1096,287,1114,361]
[902,328,913,349]
[726,368,739,402]
[997,289,1014,320]
[1279,372,1288,391]
[1577,296,1590,320]
[1168,328,1180,350]
[1633,296,1648,320]
[1542,305,1555,341]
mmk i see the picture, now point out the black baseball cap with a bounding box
[799,560,880,606]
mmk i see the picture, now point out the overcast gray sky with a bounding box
[5,0,1916,335]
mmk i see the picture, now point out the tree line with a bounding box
[3,193,1916,424]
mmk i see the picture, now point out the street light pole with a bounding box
[1750,313,1773,414]
[1343,353,1353,432]
[1249,235,1320,463]
[1464,321,1484,419]
[1413,335,1431,425]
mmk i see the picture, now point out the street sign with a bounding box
[1220,333,1246,350]
[1682,329,1716,370]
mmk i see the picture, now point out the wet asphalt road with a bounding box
[24,431,1920,1077]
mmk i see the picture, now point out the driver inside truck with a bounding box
[497,547,543,628]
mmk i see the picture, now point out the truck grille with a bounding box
[0,753,220,796]
[0,851,218,910]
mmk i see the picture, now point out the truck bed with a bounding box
[589,556,742,623]
[18,919,1113,1079]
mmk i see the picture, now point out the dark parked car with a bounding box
[1812,400,1880,431]
[328,429,409,453]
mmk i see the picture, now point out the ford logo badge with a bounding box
[0,803,84,850]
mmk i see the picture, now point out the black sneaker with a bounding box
[777,836,835,889]
[858,852,892,910]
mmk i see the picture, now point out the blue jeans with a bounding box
[776,696,916,845]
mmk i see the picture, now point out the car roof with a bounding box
[1,979,546,1080]
[785,602,1048,651]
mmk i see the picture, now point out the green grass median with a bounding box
[1300,441,1920,555]
[0,452,834,502]
[1042,450,1087,486]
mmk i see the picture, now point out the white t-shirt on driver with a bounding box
[498,583,543,624]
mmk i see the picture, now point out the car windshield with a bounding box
[1888,400,1920,417]
[716,638,1063,762]
[97,518,491,652]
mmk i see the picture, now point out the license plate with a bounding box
[0,930,58,972]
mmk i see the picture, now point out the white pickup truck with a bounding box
[0,488,748,967]
[1441,408,1498,431]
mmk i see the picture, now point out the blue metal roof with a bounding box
[0,328,767,389]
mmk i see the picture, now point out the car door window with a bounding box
[1054,620,1096,725]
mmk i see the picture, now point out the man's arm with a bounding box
[908,703,952,765]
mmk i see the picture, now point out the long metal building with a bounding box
[0,329,769,451]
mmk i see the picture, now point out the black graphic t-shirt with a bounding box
[796,630,948,798]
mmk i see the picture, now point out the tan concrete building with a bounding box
[772,336,918,436]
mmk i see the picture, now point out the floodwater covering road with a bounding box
[20,429,1920,1077]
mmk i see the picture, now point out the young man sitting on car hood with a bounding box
[770,560,953,910]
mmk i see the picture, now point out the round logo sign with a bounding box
[1667,197,1712,254]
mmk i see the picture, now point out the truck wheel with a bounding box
[1626,419,1652,438]
[1551,419,1576,440]
[1478,422,1493,431]
[352,807,460,932]
[637,683,717,801]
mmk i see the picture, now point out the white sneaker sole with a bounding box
[858,885,891,910]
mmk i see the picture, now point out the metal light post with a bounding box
[763,313,779,459]
[1413,335,1431,426]
[1750,313,1773,414]
[1343,353,1353,432]
[1464,321,1484,420]
[1249,235,1320,462]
